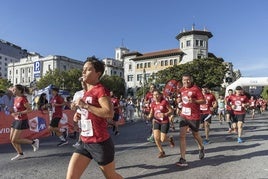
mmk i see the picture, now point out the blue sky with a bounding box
[1,0,268,77]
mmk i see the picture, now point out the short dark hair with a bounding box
[84,56,105,78]
[15,84,30,94]
[51,86,59,92]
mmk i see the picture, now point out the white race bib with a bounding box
[81,119,93,137]
[234,106,242,111]
[182,107,191,116]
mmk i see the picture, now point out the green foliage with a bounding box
[100,75,126,97]
[0,78,13,91]
[155,58,227,88]
[36,68,82,96]
[261,86,268,100]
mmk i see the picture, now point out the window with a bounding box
[144,63,147,68]
[196,40,199,46]
[161,61,164,66]
[165,60,168,66]
[186,40,191,47]
[15,78,17,84]
[137,74,142,82]
[170,60,173,66]
[9,70,11,75]
[63,65,66,70]
[200,40,204,47]
[137,64,139,69]
[127,75,133,82]
[0,56,2,59]
[148,62,151,68]
[28,77,31,82]
[181,42,183,48]
[5,58,7,61]
[48,65,51,70]
[16,70,18,74]
[22,69,24,74]
[140,63,143,68]
[174,59,178,65]
[129,64,132,70]
[5,63,7,66]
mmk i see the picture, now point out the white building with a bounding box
[7,54,83,86]
[122,25,215,96]
[102,47,130,78]
[0,39,29,78]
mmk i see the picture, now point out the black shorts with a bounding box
[74,137,114,166]
[153,122,170,134]
[112,113,120,122]
[50,117,61,128]
[233,114,246,123]
[201,114,212,124]
[179,117,200,132]
[11,120,29,130]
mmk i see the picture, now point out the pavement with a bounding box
[0,112,268,179]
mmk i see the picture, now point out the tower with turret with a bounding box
[176,24,213,63]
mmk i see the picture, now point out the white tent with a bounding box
[225,77,268,96]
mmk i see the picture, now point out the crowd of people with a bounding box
[1,56,268,178]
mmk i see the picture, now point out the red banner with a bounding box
[0,110,76,144]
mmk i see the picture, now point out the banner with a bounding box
[0,110,76,144]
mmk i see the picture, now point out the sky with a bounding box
[0,0,268,77]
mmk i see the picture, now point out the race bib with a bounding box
[81,119,93,137]
[234,105,242,111]
[182,107,191,116]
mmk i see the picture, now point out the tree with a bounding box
[261,86,268,100]
[155,58,227,89]
[36,69,82,96]
[100,75,126,97]
[0,78,13,91]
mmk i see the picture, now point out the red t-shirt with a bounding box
[80,83,110,144]
[150,99,170,124]
[225,95,234,111]
[200,93,216,114]
[13,96,28,120]
[111,97,120,114]
[229,94,249,115]
[50,95,64,118]
[179,85,204,120]
[249,99,256,108]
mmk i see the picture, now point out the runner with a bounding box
[144,84,156,142]
[49,86,68,147]
[71,77,87,147]
[200,86,217,145]
[217,95,225,124]
[229,86,249,143]
[66,56,123,179]
[110,91,121,136]
[248,96,256,119]
[225,89,235,133]
[9,84,39,160]
[176,73,205,167]
[148,89,174,158]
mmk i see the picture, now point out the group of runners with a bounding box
[5,55,267,178]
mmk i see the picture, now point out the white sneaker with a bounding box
[32,139,39,152]
[11,154,24,161]
[72,142,81,148]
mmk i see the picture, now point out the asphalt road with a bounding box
[1,112,268,179]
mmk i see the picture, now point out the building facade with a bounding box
[0,39,29,78]
[7,54,84,87]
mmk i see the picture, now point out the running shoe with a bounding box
[72,141,81,148]
[32,139,39,152]
[147,135,155,143]
[169,136,175,148]
[237,137,243,143]
[176,158,188,167]
[203,139,210,145]
[115,131,120,136]
[158,151,166,158]
[199,147,205,159]
[11,154,24,161]
[63,128,68,139]
[227,128,232,133]
[57,140,68,147]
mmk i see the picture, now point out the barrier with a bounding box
[0,110,75,144]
